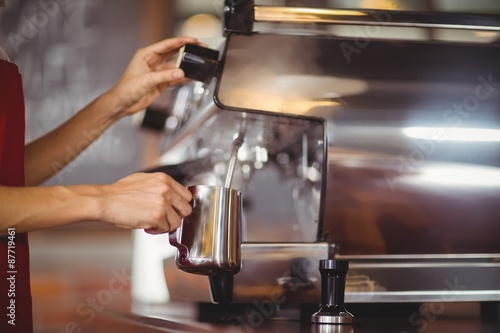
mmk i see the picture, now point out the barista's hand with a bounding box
[107,36,200,117]
[97,172,193,234]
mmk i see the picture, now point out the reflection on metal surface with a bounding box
[217,75,365,115]
[165,242,333,304]
[340,255,500,302]
[107,309,217,333]
[253,6,500,31]
[233,243,332,303]
[346,274,380,293]
[346,290,500,303]
[402,127,500,142]
[402,164,500,188]
[311,324,354,333]
[255,7,367,23]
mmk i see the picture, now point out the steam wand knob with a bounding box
[311,259,354,325]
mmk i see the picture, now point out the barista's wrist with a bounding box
[63,184,104,223]
[92,88,129,123]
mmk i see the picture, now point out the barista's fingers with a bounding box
[157,78,190,92]
[156,60,189,75]
[146,172,189,201]
[154,64,191,87]
[144,226,167,235]
[170,194,193,218]
[143,216,171,235]
[147,68,186,88]
[137,37,198,70]
[152,172,191,217]
[142,36,198,60]
[156,60,177,72]
[173,183,194,203]
[164,205,183,231]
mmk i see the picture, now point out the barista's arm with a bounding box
[0,172,192,234]
[25,36,198,186]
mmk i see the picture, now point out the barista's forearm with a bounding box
[0,185,101,234]
[24,92,123,186]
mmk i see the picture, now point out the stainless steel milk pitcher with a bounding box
[169,185,242,276]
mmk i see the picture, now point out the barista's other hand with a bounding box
[107,36,200,117]
[97,172,192,234]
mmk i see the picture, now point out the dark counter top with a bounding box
[84,302,500,333]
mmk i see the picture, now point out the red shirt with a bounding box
[0,59,33,333]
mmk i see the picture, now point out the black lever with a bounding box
[223,0,254,35]
[311,259,354,325]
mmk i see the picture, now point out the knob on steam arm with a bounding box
[176,43,219,83]
[311,259,354,325]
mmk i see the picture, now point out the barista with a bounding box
[0,2,199,332]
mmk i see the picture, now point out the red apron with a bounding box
[0,59,33,333]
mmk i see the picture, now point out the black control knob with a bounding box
[176,43,219,83]
[311,259,354,325]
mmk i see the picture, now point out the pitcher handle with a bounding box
[169,223,190,261]
[168,197,195,261]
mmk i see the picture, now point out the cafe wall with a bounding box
[1,0,144,186]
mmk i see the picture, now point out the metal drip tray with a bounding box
[343,254,500,302]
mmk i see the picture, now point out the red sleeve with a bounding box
[0,59,33,333]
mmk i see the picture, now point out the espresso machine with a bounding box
[132,0,500,320]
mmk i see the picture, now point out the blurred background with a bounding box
[1,1,500,332]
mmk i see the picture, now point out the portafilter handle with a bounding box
[311,259,354,325]
[176,43,219,83]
